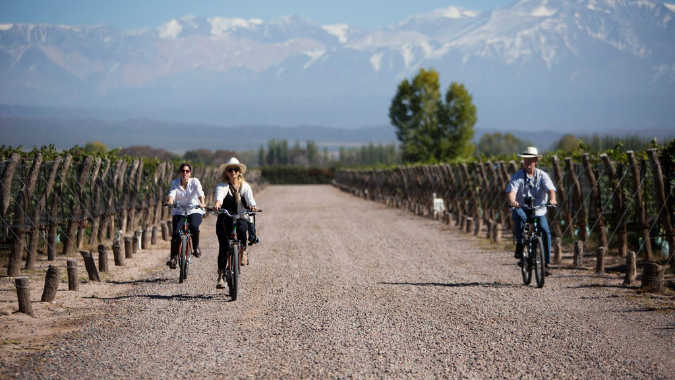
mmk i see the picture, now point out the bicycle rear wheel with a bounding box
[533,236,546,288]
[230,245,239,301]
[521,244,532,285]
[179,235,188,283]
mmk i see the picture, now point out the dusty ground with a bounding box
[1,185,674,379]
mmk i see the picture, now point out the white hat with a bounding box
[219,157,247,175]
[518,147,542,158]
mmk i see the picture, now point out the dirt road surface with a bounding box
[2,185,674,379]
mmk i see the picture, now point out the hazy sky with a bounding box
[0,0,516,31]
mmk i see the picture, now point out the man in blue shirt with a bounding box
[506,147,557,275]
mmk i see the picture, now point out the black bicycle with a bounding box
[515,197,555,288]
[210,208,261,300]
[164,203,203,283]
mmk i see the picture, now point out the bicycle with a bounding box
[514,196,555,288]
[164,203,203,283]
[209,208,261,301]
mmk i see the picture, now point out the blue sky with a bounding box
[0,0,515,31]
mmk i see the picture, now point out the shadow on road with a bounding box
[85,293,233,302]
[107,278,173,285]
[378,281,518,288]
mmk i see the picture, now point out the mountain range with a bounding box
[1,0,674,131]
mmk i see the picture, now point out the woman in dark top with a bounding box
[213,157,258,290]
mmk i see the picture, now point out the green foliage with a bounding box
[261,166,335,185]
[477,132,531,157]
[389,68,476,163]
[84,141,108,155]
[338,142,400,168]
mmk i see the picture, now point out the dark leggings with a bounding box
[215,214,248,271]
[172,214,202,243]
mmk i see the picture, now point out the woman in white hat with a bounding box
[213,157,259,289]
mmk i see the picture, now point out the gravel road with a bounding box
[3,185,674,379]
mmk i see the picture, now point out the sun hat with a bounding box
[518,147,542,158]
[219,157,247,175]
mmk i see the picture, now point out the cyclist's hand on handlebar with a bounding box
[250,206,259,212]
[510,201,519,207]
[199,202,206,208]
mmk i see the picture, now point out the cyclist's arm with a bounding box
[241,182,258,211]
[508,191,518,207]
[167,196,174,205]
[548,189,557,205]
[199,196,206,208]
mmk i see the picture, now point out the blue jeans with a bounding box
[512,209,552,264]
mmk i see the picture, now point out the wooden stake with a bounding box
[67,259,78,291]
[124,236,133,259]
[573,241,584,269]
[624,251,636,285]
[553,237,562,264]
[141,229,150,249]
[151,225,158,245]
[80,250,100,282]
[97,244,109,272]
[41,265,59,303]
[112,241,124,266]
[596,247,606,275]
[640,263,665,294]
[15,277,33,316]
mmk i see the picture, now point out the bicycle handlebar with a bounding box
[163,203,204,211]
[207,208,262,217]
[513,203,557,211]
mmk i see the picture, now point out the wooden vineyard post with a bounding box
[161,222,169,241]
[573,241,584,269]
[8,154,43,277]
[647,149,675,270]
[565,157,587,243]
[151,225,158,245]
[596,247,606,275]
[473,216,482,236]
[0,153,21,230]
[640,263,665,294]
[113,239,124,266]
[492,223,502,244]
[582,154,608,250]
[601,154,627,257]
[41,265,59,303]
[142,229,150,249]
[124,236,133,259]
[551,156,573,240]
[14,277,33,316]
[97,244,109,272]
[133,230,141,254]
[26,156,62,270]
[67,259,78,291]
[165,221,172,239]
[80,251,100,282]
[553,237,562,264]
[624,251,636,285]
[63,156,93,256]
[486,219,493,239]
[465,217,473,234]
[626,151,652,261]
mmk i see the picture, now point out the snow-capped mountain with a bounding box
[0,0,673,130]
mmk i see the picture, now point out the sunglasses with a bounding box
[180,169,191,173]
[226,167,240,173]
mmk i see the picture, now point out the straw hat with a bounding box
[517,147,542,159]
[219,157,247,175]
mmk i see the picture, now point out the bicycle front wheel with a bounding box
[230,245,239,301]
[533,236,546,288]
[179,235,188,283]
[521,244,532,286]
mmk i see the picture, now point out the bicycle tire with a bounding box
[533,236,546,288]
[521,244,532,285]
[230,245,239,301]
[179,235,188,283]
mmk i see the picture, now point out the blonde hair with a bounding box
[221,171,247,205]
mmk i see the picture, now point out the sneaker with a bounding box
[248,235,259,246]
[514,244,524,259]
[167,258,177,269]
[193,247,201,258]
[216,273,226,289]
